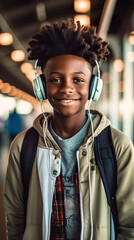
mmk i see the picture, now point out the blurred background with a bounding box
[0,0,134,238]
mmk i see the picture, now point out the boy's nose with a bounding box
[59,81,75,94]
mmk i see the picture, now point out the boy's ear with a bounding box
[32,74,47,102]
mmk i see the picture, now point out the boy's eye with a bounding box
[49,78,61,83]
[73,78,84,83]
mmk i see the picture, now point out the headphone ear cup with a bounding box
[33,74,47,102]
[88,74,103,101]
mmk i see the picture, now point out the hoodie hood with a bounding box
[90,109,111,137]
[33,110,111,142]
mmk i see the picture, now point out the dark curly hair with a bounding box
[27,18,110,68]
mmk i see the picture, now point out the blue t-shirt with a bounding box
[49,114,91,239]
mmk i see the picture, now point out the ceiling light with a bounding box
[0,32,13,46]
[113,59,124,72]
[74,0,90,13]
[26,69,35,82]
[0,83,12,94]
[36,2,47,22]
[9,86,18,97]
[128,31,134,45]
[74,15,90,26]
[16,89,23,99]
[0,79,4,89]
[11,50,25,62]
[20,62,33,74]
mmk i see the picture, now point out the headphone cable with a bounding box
[88,99,94,240]
[41,101,49,149]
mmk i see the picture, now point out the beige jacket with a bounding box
[4,110,134,240]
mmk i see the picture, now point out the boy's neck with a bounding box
[51,111,87,139]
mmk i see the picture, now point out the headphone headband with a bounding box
[94,60,100,79]
[34,60,38,78]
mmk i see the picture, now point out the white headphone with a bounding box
[89,60,103,101]
[32,60,47,103]
[32,59,103,102]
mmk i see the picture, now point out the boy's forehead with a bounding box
[43,54,92,73]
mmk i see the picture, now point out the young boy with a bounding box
[4,18,134,240]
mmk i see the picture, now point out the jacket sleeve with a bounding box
[112,128,134,240]
[4,133,25,240]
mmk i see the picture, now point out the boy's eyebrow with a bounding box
[74,71,86,76]
[48,72,61,76]
[48,71,86,76]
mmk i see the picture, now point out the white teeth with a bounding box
[61,99,73,102]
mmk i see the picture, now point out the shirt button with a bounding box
[91,166,96,171]
[82,149,87,156]
[90,158,96,164]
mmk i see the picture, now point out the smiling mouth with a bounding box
[56,98,81,101]
[57,99,78,102]
[54,98,80,105]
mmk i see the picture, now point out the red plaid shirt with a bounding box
[50,170,80,240]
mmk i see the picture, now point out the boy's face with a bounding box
[43,55,92,118]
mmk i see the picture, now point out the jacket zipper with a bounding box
[76,150,84,240]
[48,177,55,240]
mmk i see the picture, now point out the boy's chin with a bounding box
[53,108,86,118]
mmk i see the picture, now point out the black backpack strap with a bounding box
[94,125,119,237]
[20,127,39,227]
